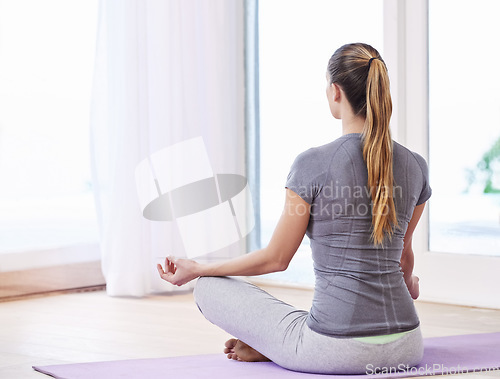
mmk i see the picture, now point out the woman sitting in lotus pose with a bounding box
[157,42,430,375]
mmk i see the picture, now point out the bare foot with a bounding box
[223,338,270,362]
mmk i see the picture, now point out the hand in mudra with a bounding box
[157,256,201,286]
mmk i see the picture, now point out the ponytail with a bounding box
[327,43,398,246]
[363,58,398,246]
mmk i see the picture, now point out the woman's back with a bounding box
[286,133,431,337]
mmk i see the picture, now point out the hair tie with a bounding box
[368,57,377,67]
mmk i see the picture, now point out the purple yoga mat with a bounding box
[33,332,500,378]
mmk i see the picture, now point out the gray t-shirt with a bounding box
[286,133,432,338]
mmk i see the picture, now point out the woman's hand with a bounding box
[406,274,420,300]
[157,256,202,286]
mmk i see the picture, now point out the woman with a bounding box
[157,43,431,374]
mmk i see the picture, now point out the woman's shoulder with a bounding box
[393,140,429,173]
[392,141,432,204]
[297,134,360,160]
[290,134,361,177]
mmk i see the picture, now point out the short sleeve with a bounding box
[285,149,325,204]
[413,152,432,205]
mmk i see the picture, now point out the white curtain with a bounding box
[90,0,247,296]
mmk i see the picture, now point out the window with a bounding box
[428,0,500,256]
[396,0,500,309]
[0,1,99,263]
[258,0,383,284]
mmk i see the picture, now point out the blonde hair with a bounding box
[327,43,398,246]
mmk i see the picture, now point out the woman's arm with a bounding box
[157,188,310,286]
[400,202,426,299]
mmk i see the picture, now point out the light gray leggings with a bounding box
[194,276,424,375]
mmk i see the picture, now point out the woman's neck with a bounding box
[342,114,365,135]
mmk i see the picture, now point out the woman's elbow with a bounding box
[265,253,289,273]
[275,259,289,272]
[261,246,292,273]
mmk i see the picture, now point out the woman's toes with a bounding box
[224,338,269,362]
[225,339,241,360]
[225,338,238,350]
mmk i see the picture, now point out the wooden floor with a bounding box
[1,281,500,378]
[0,261,105,301]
